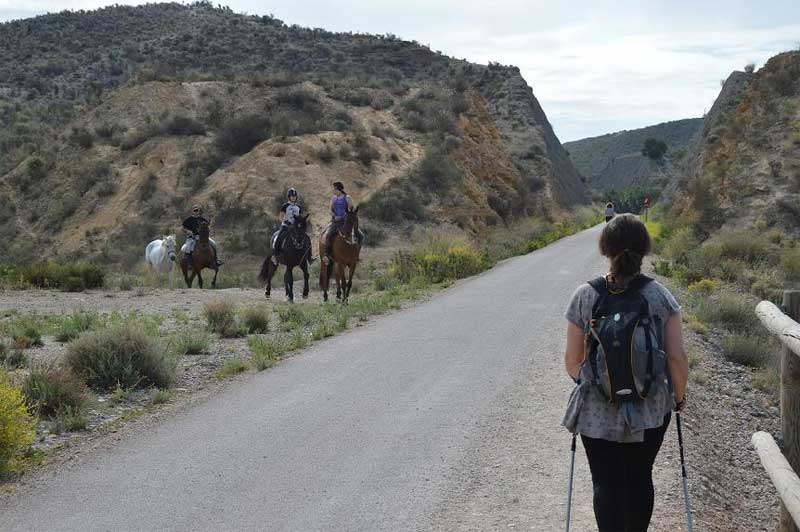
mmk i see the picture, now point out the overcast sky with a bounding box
[2,1,799,142]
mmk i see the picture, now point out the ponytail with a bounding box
[610,249,643,279]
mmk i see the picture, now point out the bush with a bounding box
[16,262,105,291]
[22,365,87,418]
[712,231,770,264]
[69,126,94,149]
[3,349,27,369]
[241,306,270,334]
[55,310,100,342]
[215,115,271,156]
[417,148,461,190]
[641,138,667,160]
[0,375,36,476]
[66,325,174,391]
[722,334,771,367]
[360,180,427,223]
[695,294,759,333]
[169,329,210,356]
[203,300,244,338]
[782,247,800,281]
[164,115,206,136]
[389,241,486,284]
[249,335,286,370]
[687,279,718,297]
[317,145,335,164]
[213,358,249,378]
[53,405,87,433]
[354,136,380,166]
[10,318,43,348]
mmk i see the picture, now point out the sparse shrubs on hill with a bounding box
[168,329,211,356]
[0,374,36,476]
[417,148,462,190]
[22,365,87,418]
[641,137,667,160]
[397,88,459,135]
[55,310,100,342]
[66,325,174,391]
[215,115,270,156]
[69,126,94,149]
[163,115,206,136]
[316,145,335,164]
[361,180,427,223]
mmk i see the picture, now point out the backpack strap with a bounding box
[627,274,654,293]
[587,277,609,316]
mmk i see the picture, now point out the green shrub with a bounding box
[317,145,335,164]
[687,279,718,297]
[55,310,100,342]
[653,260,673,277]
[22,366,87,418]
[10,318,43,348]
[215,115,271,156]
[712,231,770,265]
[16,261,105,291]
[66,325,174,391]
[169,329,211,356]
[389,241,486,284]
[662,227,698,264]
[0,374,36,476]
[151,389,172,405]
[4,349,28,369]
[781,247,800,281]
[69,126,94,149]
[53,405,87,434]
[241,306,270,334]
[214,358,249,378]
[203,300,244,338]
[249,335,286,370]
[722,334,771,367]
[695,294,759,333]
[164,115,206,136]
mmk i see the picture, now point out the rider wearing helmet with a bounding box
[323,181,355,264]
[272,188,314,265]
[182,205,223,266]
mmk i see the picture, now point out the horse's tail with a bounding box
[258,257,271,283]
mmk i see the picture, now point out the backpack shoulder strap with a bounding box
[627,274,654,293]
[587,277,608,316]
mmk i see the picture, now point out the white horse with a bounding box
[145,235,178,273]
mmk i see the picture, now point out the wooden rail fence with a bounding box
[754,291,800,532]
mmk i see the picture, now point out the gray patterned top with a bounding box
[562,278,681,442]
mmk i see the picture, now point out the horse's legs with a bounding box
[301,261,310,299]
[197,269,203,289]
[265,261,276,299]
[336,264,343,301]
[345,263,356,302]
[284,266,294,302]
[211,268,218,289]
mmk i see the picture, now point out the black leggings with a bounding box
[580,414,671,532]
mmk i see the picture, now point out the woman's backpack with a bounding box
[585,275,667,403]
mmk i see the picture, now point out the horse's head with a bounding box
[293,213,309,233]
[198,220,210,239]
[163,235,177,262]
[343,206,359,234]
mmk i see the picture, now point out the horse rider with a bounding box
[182,205,222,267]
[322,181,359,264]
[272,188,315,265]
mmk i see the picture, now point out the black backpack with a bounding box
[586,275,667,403]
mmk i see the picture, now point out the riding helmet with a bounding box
[287,187,298,199]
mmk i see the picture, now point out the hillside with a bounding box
[564,118,702,192]
[0,2,588,266]
[675,54,800,234]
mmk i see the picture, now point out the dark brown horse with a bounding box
[180,220,219,288]
[319,207,362,303]
[259,214,312,302]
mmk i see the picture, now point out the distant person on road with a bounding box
[562,214,689,532]
[604,202,615,223]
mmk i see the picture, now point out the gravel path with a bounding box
[0,226,782,531]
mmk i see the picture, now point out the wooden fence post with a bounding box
[783,291,800,532]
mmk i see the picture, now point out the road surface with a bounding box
[2,225,684,531]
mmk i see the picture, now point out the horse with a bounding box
[258,214,312,302]
[180,220,219,289]
[318,207,362,303]
[145,235,177,273]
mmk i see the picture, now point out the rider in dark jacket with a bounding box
[272,188,315,265]
[182,205,222,266]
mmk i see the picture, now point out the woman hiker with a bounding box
[562,214,689,532]
[605,202,615,223]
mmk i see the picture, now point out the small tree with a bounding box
[641,138,668,160]
[744,63,755,74]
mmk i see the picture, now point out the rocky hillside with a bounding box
[674,54,800,234]
[564,118,702,192]
[0,2,587,266]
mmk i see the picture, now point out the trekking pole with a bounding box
[566,433,577,532]
[676,413,694,532]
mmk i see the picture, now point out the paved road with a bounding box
[3,224,647,531]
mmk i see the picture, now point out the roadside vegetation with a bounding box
[647,210,795,393]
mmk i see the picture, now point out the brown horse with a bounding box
[319,207,362,303]
[180,220,219,288]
